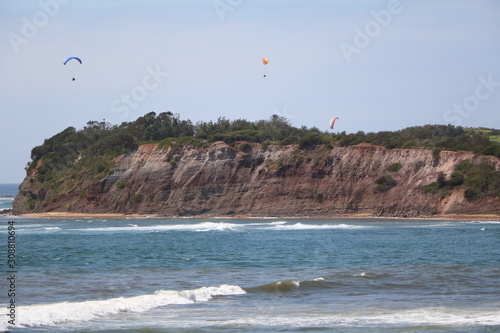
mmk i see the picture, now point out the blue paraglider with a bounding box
[63,57,82,65]
[63,57,82,81]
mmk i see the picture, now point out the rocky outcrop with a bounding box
[13,142,500,217]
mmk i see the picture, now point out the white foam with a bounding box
[270,223,365,230]
[30,221,375,233]
[73,222,242,233]
[1,285,245,329]
[276,280,300,288]
[466,220,500,224]
[312,277,325,281]
[219,306,500,328]
[269,221,288,225]
[362,307,500,327]
[246,221,287,227]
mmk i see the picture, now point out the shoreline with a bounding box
[11,211,500,221]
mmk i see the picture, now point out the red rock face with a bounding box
[13,142,500,217]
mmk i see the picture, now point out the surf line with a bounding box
[6,221,16,326]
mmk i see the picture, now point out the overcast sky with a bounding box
[1,0,499,183]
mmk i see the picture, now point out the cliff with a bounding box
[13,142,500,217]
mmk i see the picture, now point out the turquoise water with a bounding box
[1,185,499,332]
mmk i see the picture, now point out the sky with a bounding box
[1,0,500,183]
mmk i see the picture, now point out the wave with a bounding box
[0,284,245,330]
[0,197,13,211]
[74,221,352,233]
[269,222,368,230]
[43,227,61,231]
[247,271,405,294]
[67,220,373,233]
[218,307,500,329]
[464,220,500,224]
[248,277,342,293]
[74,222,244,233]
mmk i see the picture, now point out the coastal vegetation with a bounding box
[26,112,500,201]
[420,160,500,201]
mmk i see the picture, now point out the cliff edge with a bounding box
[13,142,500,217]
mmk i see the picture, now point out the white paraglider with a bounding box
[329,117,339,130]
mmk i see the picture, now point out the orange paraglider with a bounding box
[262,58,269,77]
[329,117,339,130]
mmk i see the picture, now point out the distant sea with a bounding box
[0,184,499,332]
[0,183,18,213]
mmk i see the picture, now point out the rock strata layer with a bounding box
[13,142,500,217]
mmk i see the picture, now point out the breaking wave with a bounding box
[71,221,369,233]
[0,284,245,330]
[247,277,341,293]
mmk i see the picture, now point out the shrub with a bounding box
[455,160,500,201]
[375,175,397,192]
[432,148,441,165]
[280,136,298,145]
[464,189,479,201]
[386,162,402,172]
[210,130,268,145]
[238,142,252,152]
[116,180,125,190]
[448,172,464,187]
[437,172,447,189]
[420,182,439,194]
[298,133,324,150]
[130,193,143,204]
[261,141,271,150]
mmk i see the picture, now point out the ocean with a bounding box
[0,184,17,214]
[1,184,499,332]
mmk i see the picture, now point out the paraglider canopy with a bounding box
[262,58,269,77]
[329,117,339,129]
[63,57,82,65]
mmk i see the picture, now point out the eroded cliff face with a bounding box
[13,142,500,217]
